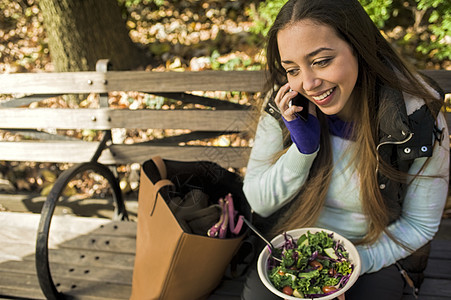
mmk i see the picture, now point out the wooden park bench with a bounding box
[0,63,450,299]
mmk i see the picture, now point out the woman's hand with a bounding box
[275,83,314,121]
[275,83,321,154]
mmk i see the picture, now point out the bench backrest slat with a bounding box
[0,108,257,131]
[0,70,266,94]
[421,70,451,94]
[0,141,250,168]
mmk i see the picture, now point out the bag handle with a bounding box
[147,156,172,216]
[151,156,167,180]
[150,179,174,216]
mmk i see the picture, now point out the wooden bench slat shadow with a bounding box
[0,66,450,299]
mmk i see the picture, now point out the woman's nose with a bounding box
[302,71,321,91]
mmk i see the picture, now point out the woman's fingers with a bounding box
[275,83,301,121]
[274,83,291,108]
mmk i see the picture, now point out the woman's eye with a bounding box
[286,69,299,76]
[314,58,332,67]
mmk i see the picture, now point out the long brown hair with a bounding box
[264,0,443,244]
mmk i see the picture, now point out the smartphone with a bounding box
[291,93,309,121]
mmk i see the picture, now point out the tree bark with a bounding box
[39,0,150,71]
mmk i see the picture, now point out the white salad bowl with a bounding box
[257,227,361,300]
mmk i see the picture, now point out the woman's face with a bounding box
[277,19,359,120]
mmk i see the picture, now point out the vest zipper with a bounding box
[375,132,414,174]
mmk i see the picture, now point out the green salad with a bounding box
[268,230,354,298]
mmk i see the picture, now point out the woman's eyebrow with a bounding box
[281,59,295,65]
[281,47,334,65]
[307,47,334,58]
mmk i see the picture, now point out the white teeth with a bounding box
[312,88,334,101]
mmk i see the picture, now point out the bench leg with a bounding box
[35,161,127,300]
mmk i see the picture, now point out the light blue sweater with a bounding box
[243,110,449,274]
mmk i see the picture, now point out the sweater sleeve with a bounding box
[357,112,449,274]
[243,113,318,217]
[283,115,321,154]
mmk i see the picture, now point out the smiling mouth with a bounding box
[312,87,335,101]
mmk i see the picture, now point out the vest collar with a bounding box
[378,84,412,143]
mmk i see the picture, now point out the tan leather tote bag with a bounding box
[130,157,250,300]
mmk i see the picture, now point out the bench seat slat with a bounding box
[87,220,137,237]
[428,240,451,260]
[0,270,131,300]
[423,258,451,279]
[0,260,133,285]
[0,273,46,300]
[418,278,451,298]
[22,248,135,270]
[58,235,136,254]
[53,249,134,269]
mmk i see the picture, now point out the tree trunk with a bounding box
[39,0,150,71]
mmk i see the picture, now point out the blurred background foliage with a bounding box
[249,0,450,68]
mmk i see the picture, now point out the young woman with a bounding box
[241,0,449,299]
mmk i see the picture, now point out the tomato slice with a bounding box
[322,285,338,293]
[282,286,294,295]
